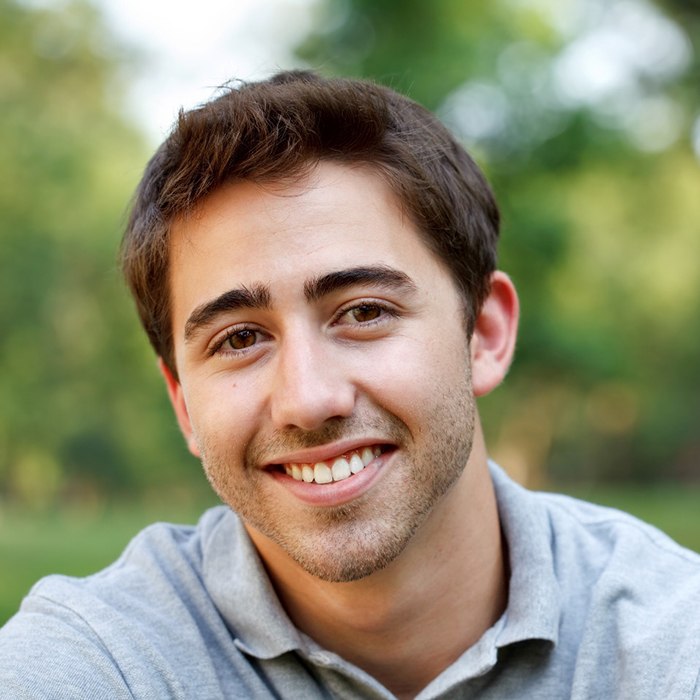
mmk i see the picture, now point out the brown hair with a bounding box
[121,70,500,375]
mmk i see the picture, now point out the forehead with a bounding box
[168,162,450,319]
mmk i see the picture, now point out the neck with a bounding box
[248,439,507,698]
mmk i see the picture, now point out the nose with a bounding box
[269,334,356,431]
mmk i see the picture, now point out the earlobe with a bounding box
[158,358,201,458]
[470,271,519,397]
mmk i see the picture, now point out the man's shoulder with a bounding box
[0,506,240,698]
[537,487,700,572]
[538,489,700,695]
[492,467,700,697]
[531,486,700,616]
[493,462,700,583]
[27,505,230,605]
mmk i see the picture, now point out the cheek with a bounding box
[184,374,262,448]
[356,332,471,422]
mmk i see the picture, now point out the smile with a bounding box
[283,446,383,484]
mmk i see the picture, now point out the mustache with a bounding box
[245,412,409,467]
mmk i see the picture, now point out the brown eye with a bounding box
[227,329,257,350]
[351,305,382,322]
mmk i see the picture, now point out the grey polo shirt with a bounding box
[1,463,699,698]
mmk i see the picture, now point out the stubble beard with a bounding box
[199,369,476,583]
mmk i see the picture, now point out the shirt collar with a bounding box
[489,461,561,648]
[419,464,562,696]
[202,508,306,659]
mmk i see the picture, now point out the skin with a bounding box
[162,161,519,697]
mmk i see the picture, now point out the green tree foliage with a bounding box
[2,0,698,510]
[298,0,700,484]
[0,0,199,507]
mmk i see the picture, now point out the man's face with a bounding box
[166,162,479,582]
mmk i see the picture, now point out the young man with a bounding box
[2,71,699,698]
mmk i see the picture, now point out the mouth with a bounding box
[269,444,394,485]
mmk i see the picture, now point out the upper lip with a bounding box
[264,437,393,467]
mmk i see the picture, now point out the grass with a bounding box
[1,483,698,626]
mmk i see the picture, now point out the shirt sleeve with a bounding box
[0,595,135,700]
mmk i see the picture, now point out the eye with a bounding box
[348,304,382,323]
[209,326,268,357]
[336,301,396,326]
[226,329,258,350]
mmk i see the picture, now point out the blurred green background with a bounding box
[1,0,699,624]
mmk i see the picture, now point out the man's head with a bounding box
[121,70,500,378]
[120,71,518,582]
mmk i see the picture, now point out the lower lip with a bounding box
[268,451,394,507]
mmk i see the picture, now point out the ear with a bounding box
[158,358,201,458]
[470,271,519,397]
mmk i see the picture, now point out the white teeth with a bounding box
[284,446,383,484]
[361,447,375,466]
[331,458,351,481]
[314,462,333,484]
[349,453,364,474]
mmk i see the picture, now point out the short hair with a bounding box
[121,70,500,376]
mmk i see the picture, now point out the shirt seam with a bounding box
[28,592,137,699]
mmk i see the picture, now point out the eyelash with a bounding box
[208,300,399,358]
[333,300,398,326]
[208,326,267,358]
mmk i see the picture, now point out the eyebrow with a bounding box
[183,265,416,343]
[304,265,417,302]
[184,285,271,341]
